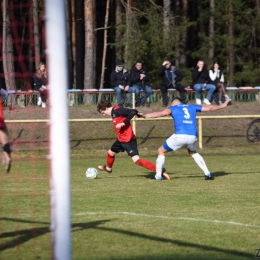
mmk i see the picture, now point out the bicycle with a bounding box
[246,118,260,142]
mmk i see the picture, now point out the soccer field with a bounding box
[0,153,259,260]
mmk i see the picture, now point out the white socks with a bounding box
[192,153,210,175]
[155,155,165,179]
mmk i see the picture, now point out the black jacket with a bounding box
[191,66,209,88]
[158,65,184,87]
[33,73,48,91]
[110,67,130,87]
[130,65,150,86]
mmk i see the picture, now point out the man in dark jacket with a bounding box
[130,61,153,107]
[191,60,216,105]
[110,61,133,107]
[158,58,186,106]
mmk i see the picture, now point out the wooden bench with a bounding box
[5,86,260,107]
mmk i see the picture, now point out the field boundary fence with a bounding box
[6,115,260,152]
[4,87,260,108]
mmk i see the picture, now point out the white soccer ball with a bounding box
[86,167,98,179]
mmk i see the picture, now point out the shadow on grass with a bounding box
[75,220,253,260]
[143,171,231,180]
[101,170,259,180]
[0,217,50,251]
[0,217,253,259]
[98,170,253,181]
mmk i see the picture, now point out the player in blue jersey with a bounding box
[142,97,230,180]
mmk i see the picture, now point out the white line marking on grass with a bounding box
[75,211,260,229]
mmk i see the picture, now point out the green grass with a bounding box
[1,152,260,260]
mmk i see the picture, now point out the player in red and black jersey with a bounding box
[0,96,12,173]
[96,100,170,180]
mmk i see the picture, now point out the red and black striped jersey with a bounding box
[111,106,138,142]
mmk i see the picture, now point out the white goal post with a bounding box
[45,0,71,259]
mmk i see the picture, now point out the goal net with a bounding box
[0,1,70,259]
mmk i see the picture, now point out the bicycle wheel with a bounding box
[246,118,260,142]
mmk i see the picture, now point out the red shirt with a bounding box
[111,106,137,142]
[0,96,3,118]
[0,97,7,130]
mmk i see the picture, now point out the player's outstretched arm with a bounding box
[201,99,231,112]
[143,110,168,118]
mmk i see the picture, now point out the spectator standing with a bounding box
[110,61,134,107]
[158,57,186,106]
[130,61,153,107]
[208,61,231,105]
[33,62,48,108]
[192,60,216,105]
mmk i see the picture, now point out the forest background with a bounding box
[1,0,260,93]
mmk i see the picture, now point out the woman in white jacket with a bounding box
[208,62,231,105]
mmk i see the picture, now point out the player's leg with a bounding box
[155,134,187,180]
[122,138,155,171]
[154,145,170,180]
[122,138,168,179]
[98,140,121,173]
[131,154,155,171]
[187,136,213,180]
[158,134,197,180]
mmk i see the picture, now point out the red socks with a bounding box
[135,159,156,172]
[107,152,115,168]
[106,153,156,172]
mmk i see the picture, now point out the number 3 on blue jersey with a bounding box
[182,107,190,119]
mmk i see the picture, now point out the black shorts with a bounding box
[111,138,139,157]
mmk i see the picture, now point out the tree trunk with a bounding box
[227,1,234,86]
[66,0,73,89]
[115,0,122,61]
[75,1,84,90]
[28,4,34,81]
[71,0,76,88]
[174,0,180,66]
[99,0,110,89]
[84,0,96,90]
[208,0,215,61]
[124,0,138,67]
[32,0,40,67]
[256,0,260,12]
[179,0,188,67]
[2,0,15,92]
[163,0,170,41]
